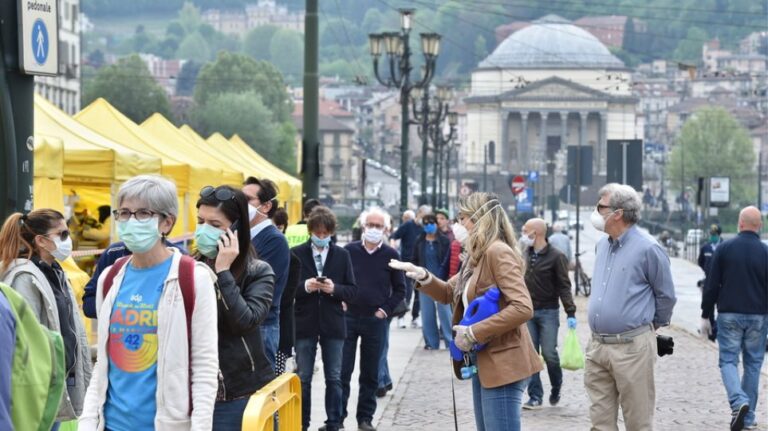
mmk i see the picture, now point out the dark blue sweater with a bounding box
[391,220,422,262]
[343,241,406,317]
[252,224,290,327]
[702,231,768,318]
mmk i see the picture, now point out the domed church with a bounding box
[462,15,639,200]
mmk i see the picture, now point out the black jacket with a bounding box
[292,241,357,339]
[214,259,276,400]
[702,231,768,318]
[523,245,576,317]
[412,233,451,279]
[278,252,301,354]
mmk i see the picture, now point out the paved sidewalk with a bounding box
[377,295,768,430]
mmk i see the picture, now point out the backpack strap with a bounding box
[177,255,196,416]
[102,256,131,301]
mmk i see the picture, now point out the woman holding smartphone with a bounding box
[291,206,357,431]
[195,185,276,430]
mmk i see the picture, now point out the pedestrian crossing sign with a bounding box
[19,0,59,76]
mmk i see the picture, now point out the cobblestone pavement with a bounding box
[376,296,768,430]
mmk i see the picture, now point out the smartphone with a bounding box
[229,219,241,233]
[316,276,327,283]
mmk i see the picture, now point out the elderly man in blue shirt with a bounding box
[585,183,677,431]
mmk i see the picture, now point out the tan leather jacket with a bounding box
[419,240,543,388]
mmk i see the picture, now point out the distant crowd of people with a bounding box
[0,177,766,431]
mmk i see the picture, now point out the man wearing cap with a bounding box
[698,224,723,341]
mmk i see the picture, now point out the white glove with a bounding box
[389,259,430,283]
[699,318,712,339]
[453,325,477,352]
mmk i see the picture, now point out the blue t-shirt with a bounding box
[104,256,172,431]
[0,293,15,431]
[425,240,441,276]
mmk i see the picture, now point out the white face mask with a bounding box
[248,204,258,222]
[452,222,468,244]
[363,227,384,244]
[50,236,73,261]
[590,209,608,232]
[519,233,535,248]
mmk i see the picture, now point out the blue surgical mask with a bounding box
[424,223,437,234]
[117,218,161,253]
[311,234,331,248]
[195,224,224,259]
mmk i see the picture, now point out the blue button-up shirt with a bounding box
[588,225,677,334]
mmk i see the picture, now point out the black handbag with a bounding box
[391,299,409,318]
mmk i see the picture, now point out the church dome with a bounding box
[479,15,625,70]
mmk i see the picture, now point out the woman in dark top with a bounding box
[195,185,276,431]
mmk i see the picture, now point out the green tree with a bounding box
[191,91,295,171]
[178,2,202,34]
[244,25,280,61]
[667,107,756,206]
[672,27,708,62]
[176,60,201,96]
[269,29,304,81]
[176,32,212,62]
[83,55,173,123]
[194,51,293,122]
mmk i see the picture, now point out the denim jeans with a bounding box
[378,318,392,388]
[716,313,768,425]
[261,322,280,371]
[526,308,563,401]
[212,397,250,430]
[471,369,528,431]
[419,291,452,349]
[341,315,387,424]
[296,336,345,431]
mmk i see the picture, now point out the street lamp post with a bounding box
[369,10,441,214]
[412,85,452,208]
[437,111,458,208]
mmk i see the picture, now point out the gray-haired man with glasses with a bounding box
[585,183,677,430]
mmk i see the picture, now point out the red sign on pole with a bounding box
[510,175,526,195]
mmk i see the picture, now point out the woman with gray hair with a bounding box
[79,175,219,431]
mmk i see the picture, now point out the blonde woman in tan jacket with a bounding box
[390,192,542,431]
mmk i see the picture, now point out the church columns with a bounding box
[579,111,588,149]
[500,111,510,171]
[598,112,607,175]
[539,112,549,158]
[560,111,568,148]
[520,111,529,170]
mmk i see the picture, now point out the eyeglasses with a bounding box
[200,186,236,202]
[45,230,70,242]
[112,209,163,223]
[365,223,385,229]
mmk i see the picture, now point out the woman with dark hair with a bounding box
[0,209,92,428]
[195,185,276,430]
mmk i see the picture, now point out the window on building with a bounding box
[333,166,341,180]
[333,133,341,158]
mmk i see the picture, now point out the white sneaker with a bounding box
[411,317,421,328]
[397,317,406,328]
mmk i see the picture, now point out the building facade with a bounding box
[202,0,304,36]
[464,15,638,203]
[35,0,80,114]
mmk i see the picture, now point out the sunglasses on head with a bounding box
[200,186,236,202]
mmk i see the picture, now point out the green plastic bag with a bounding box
[560,329,585,370]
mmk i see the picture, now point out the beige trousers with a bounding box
[584,330,657,431]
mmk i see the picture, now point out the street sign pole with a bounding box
[0,0,51,218]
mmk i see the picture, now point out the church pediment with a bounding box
[500,76,610,100]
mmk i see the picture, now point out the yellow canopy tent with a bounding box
[141,115,243,186]
[33,135,64,212]
[75,98,217,238]
[206,133,301,222]
[230,134,303,222]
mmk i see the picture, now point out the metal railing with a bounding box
[242,373,302,431]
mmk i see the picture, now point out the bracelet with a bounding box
[418,271,430,282]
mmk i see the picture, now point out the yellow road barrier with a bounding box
[242,373,302,431]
